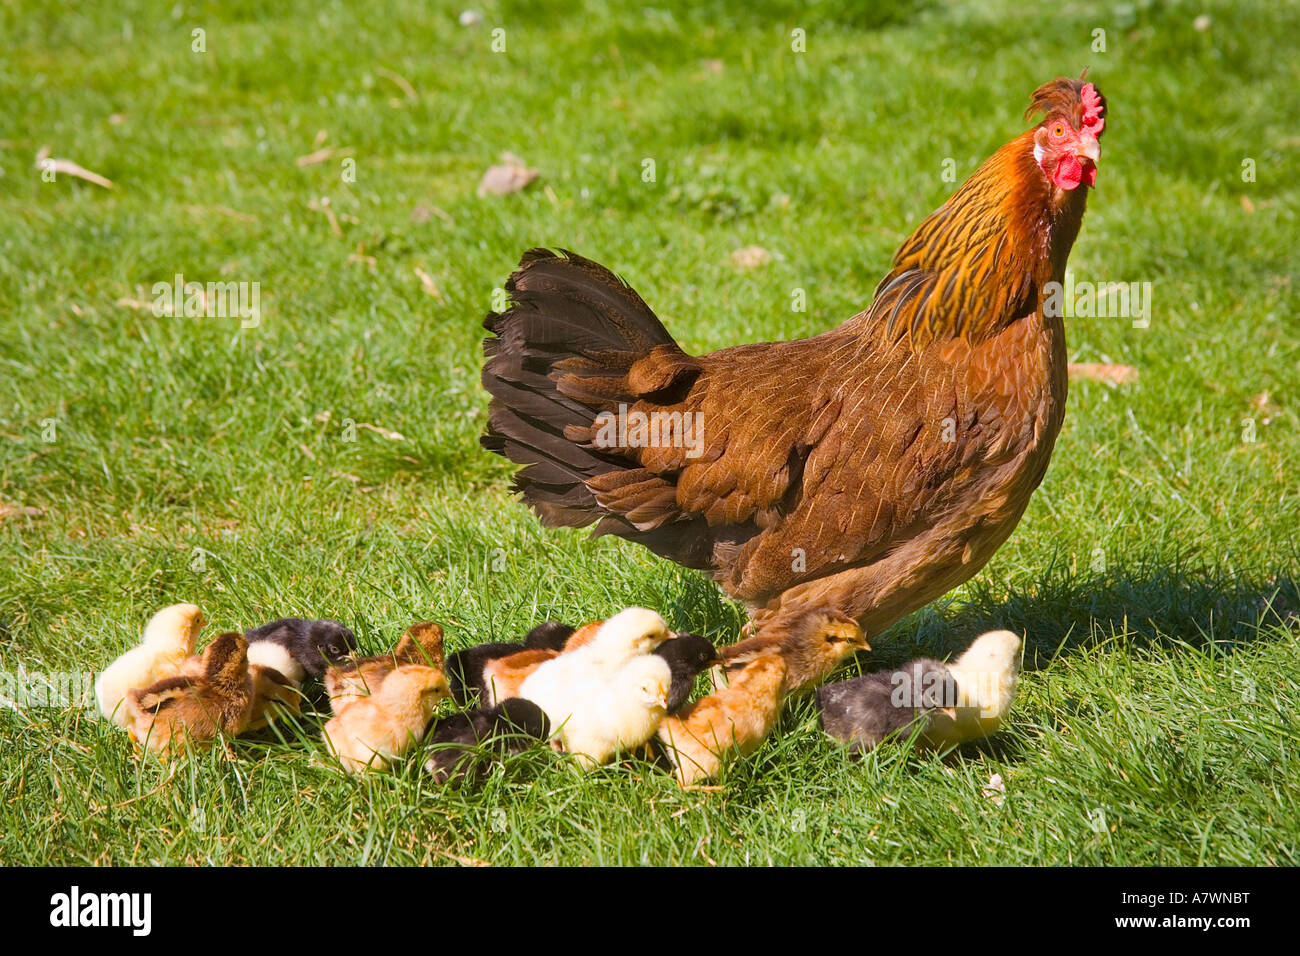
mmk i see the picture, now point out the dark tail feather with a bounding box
[481,249,699,530]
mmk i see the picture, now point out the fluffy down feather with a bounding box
[515,607,670,732]
[323,664,451,773]
[656,652,787,786]
[123,632,254,758]
[547,654,672,771]
[95,603,206,729]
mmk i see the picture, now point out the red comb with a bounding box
[1081,83,1105,135]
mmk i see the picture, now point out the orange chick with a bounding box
[656,651,788,787]
[479,618,606,706]
[481,648,558,706]
[246,665,303,731]
[323,664,451,773]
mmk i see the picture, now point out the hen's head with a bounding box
[1025,76,1106,192]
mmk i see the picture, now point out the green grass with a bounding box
[1,0,1298,865]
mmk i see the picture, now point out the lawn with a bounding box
[1,0,1297,866]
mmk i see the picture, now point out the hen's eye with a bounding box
[1052,123,1066,138]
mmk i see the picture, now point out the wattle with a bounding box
[1053,154,1083,191]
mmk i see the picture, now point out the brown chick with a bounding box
[324,621,446,712]
[323,664,452,773]
[656,651,788,787]
[718,608,869,696]
[246,665,302,731]
[124,632,255,759]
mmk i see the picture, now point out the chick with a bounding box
[653,634,720,713]
[561,620,603,649]
[524,621,577,651]
[817,630,1021,753]
[423,698,550,785]
[448,641,530,704]
[446,621,575,704]
[925,629,1021,748]
[475,619,609,705]
[246,664,303,732]
[323,664,452,773]
[550,655,673,770]
[123,632,255,758]
[95,603,206,728]
[243,617,358,682]
[481,648,559,706]
[719,608,869,696]
[324,621,447,712]
[516,607,671,732]
[815,658,955,754]
[656,652,787,787]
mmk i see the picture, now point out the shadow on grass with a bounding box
[657,552,1300,672]
[909,557,1300,670]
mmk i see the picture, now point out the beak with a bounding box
[1076,135,1100,165]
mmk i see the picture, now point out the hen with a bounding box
[482,77,1106,650]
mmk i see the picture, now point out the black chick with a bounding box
[243,618,358,682]
[652,634,720,713]
[423,698,551,785]
[522,621,576,651]
[446,621,575,705]
[815,658,956,754]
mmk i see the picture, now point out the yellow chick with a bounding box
[551,655,672,771]
[95,603,206,729]
[517,607,669,717]
[323,664,451,773]
[123,632,255,758]
[657,651,788,787]
[922,630,1021,748]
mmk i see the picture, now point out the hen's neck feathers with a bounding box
[868,129,1089,347]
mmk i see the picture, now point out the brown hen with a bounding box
[482,76,1107,653]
